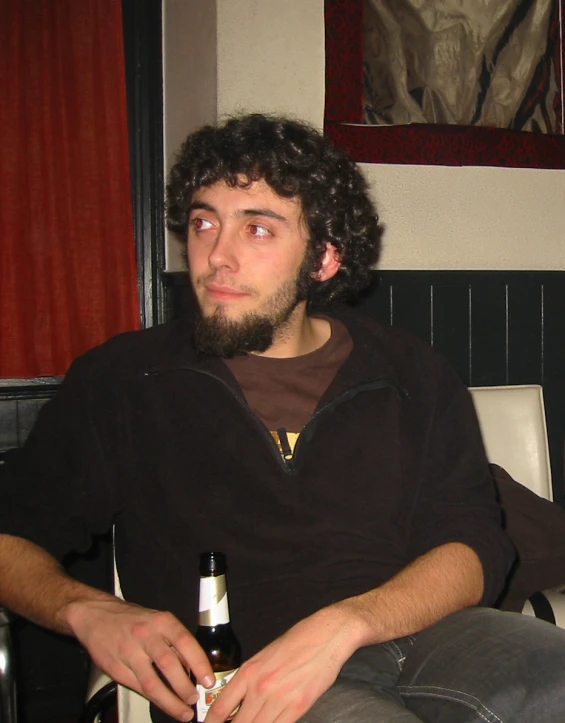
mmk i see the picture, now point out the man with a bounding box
[1,113,564,723]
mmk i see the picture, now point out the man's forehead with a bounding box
[191,178,301,210]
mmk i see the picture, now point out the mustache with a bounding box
[195,273,257,296]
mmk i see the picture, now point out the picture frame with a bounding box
[324,0,565,168]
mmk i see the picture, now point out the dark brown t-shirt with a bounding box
[224,316,352,459]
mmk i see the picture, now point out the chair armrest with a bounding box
[522,585,565,629]
[79,680,117,723]
[0,606,18,723]
[85,664,152,723]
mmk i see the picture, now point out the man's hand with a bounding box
[205,606,361,723]
[0,534,215,721]
[204,543,485,723]
[66,597,214,722]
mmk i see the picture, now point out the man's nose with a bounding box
[208,228,239,272]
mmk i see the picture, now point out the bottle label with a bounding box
[196,668,239,721]
[198,575,230,626]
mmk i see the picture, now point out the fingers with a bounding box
[115,656,197,722]
[205,673,245,723]
[124,612,209,719]
[203,607,348,723]
[163,619,215,689]
[102,642,197,721]
[78,603,213,722]
[207,677,308,723]
[143,638,194,701]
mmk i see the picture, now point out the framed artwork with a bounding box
[325,0,565,168]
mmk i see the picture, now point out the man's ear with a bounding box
[314,242,341,282]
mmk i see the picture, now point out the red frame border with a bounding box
[324,0,565,168]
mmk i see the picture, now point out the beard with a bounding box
[192,252,315,358]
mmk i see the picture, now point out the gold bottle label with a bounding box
[196,668,240,721]
[198,574,229,626]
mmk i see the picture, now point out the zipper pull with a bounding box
[277,428,295,470]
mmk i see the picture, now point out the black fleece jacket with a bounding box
[0,306,515,663]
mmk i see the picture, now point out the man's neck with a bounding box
[252,307,332,359]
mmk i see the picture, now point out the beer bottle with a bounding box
[194,551,242,722]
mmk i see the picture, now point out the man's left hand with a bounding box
[205,605,361,723]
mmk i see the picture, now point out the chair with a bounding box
[82,563,150,723]
[0,451,18,723]
[0,606,17,723]
[85,384,565,722]
[469,384,565,626]
[469,385,553,500]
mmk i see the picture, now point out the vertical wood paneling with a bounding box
[391,280,433,344]
[355,278,392,326]
[0,400,17,450]
[0,383,61,451]
[431,281,471,385]
[507,279,543,385]
[353,271,565,504]
[538,277,565,508]
[468,278,508,386]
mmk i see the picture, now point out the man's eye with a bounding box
[192,218,213,231]
[249,224,271,237]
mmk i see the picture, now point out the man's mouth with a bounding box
[204,283,250,301]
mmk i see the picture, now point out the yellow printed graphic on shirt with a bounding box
[271,430,300,460]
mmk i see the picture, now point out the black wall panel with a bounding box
[355,271,565,507]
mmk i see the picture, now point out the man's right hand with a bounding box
[66,596,214,722]
[0,534,213,722]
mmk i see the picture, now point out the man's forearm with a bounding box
[0,533,117,635]
[0,533,217,720]
[334,542,484,650]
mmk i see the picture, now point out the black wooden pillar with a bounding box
[122,0,166,329]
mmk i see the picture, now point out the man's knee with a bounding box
[403,607,565,674]
[299,680,423,723]
[441,606,565,651]
[399,608,565,722]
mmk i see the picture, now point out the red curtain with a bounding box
[0,0,140,378]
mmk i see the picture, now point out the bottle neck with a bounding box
[198,573,230,626]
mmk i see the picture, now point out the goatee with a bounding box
[193,309,283,358]
[192,252,315,358]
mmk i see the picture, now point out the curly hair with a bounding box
[166,113,381,305]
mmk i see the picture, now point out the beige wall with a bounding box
[163,0,217,268]
[362,164,565,269]
[163,0,217,162]
[163,0,565,271]
[216,0,325,126]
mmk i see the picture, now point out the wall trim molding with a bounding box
[122,0,166,328]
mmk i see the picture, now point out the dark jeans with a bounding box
[301,608,565,722]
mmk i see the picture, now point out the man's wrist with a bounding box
[58,587,120,636]
[324,597,379,653]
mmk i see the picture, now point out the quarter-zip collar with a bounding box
[142,305,406,403]
[142,312,246,402]
[314,305,406,406]
[141,306,408,475]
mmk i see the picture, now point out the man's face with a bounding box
[186,179,316,356]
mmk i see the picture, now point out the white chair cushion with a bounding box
[469,385,553,501]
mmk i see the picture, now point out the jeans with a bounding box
[301,608,565,722]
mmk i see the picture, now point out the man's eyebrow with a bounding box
[188,202,289,224]
[188,201,216,214]
[240,208,288,223]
